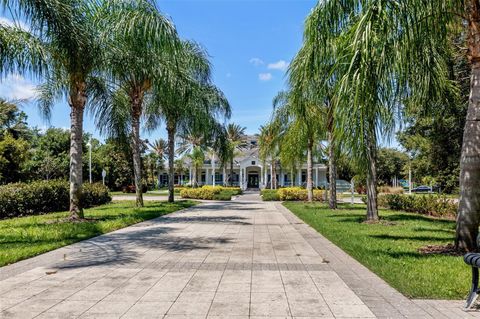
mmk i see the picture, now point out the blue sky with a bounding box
[0,0,317,140]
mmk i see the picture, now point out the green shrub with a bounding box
[0,180,111,219]
[82,183,112,207]
[272,187,324,201]
[377,194,457,217]
[261,189,280,201]
[179,186,241,200]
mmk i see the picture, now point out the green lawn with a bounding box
[283,202,467,300]
[0,200,195,267]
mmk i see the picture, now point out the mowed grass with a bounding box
[0,200,195,267]
[283,202,468,300]
[110,191,168,196]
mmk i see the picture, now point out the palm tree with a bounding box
[288,22,338,208]
[272,90,324,201]
[93,0,179,207]
[149,138,167,186]
[225,123,247,186]
[259,123,282,190]
[147,40,230,202]
[1,0,109,219]
[312,0,474,230]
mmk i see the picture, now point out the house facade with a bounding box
[158,135,328,190]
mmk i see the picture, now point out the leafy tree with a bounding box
[376,148,409,186]
[259,123,281,190]
[0,99,29,139]
[147,40,230,201]
[0,133,29,183]
[93,0,179,207]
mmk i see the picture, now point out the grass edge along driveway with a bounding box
[0,200,196,267]
[283,202,468,300]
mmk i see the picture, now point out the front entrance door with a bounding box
[247,174,259,188]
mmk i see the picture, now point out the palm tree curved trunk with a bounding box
[328,132,337,209]
[167,122,176,203]
[68,82,87,219]
[130,90,144,207]
[307,140,313,202]
[365,125,378,221]
[456,60,480,251]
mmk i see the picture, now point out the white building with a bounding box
[158,135,327,190]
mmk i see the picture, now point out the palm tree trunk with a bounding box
[328,132,337,209]
[456,59,480,251]
[68,82,86,219]
[365,126,378,221]
[130,92,144,208]
[192,164,197,188]
[167,122,176,202]
[307,140,313,202]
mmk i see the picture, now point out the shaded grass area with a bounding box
[110,191,168,196]
[0,200,195,267]
[283,202,467,300]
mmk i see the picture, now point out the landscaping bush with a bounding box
[82,183,112,207]
[261,189,280,201]
[376,194,457,217]
[0,180,111,219]
[179,186,239,200]
[269,187,324,201]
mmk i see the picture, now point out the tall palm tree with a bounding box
[309,2,472,229]
[147,40,231,202]
[1,0,110,219]
[225,123,247,186]
[149,138,168,161]
[93,0,179,207]
[259,123,282,190]
[272,90,324,201]
[149,138,167,186]
[288,22,338,208]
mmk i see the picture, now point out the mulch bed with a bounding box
[418,243,465,256]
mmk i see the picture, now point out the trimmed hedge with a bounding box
[179,186,242,200]
[375,194,457,217]
[0,180,111,219]
[262,187,324,201]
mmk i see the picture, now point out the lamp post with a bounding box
[86,137,92,183]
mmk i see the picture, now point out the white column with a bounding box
[212,154,216,187]
[206,168,209,185]
[264,167,268,188]
[270,163,273,189]
[298,168,302,186]
[223,167,226,186]
[260,166,263,186]
[240,167,243,189]
[280,170,284,187]
[315,167,319,187]
[189,166,192,184]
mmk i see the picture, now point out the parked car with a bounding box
[412,185,433,193]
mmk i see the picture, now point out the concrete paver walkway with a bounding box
[0,192,477,318]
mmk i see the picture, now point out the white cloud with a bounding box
[268,60,289,71]
[249,58,264,66]
[258,73,272,81]
[0,16,29,30]
[0,74,37,100]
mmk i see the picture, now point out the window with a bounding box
[251,161,256,165]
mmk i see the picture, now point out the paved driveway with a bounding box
[0,193,476,318]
